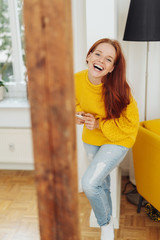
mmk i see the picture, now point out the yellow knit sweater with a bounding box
[75,69,139,148]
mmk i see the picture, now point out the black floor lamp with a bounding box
[123,0,160,120]
[123,0,160,208]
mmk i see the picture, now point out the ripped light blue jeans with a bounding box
[82,143,128,226]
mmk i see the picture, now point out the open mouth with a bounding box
[93,64,104,71]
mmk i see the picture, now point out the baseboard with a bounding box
[0,163,34,170]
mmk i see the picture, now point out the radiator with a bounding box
[0,128,34,169]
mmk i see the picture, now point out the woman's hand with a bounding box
[83,113,99,130]
[75,111,85,125]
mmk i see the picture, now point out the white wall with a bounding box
[71,0,88,191]
[147,43,160,120]
[71,0,87,73]
[86,0,117,50]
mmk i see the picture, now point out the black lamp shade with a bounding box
[123,0,160,41]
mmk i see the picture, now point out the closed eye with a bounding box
[106,58,112,62]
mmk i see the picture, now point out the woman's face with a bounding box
[87,42,116,81]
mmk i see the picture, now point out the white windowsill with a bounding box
[0,97,29,108]
[0,97,31,128]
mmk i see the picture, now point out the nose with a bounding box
[99,56,105,63]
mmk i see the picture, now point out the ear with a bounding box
[86,53,92,63]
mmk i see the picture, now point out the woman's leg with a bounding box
[83,143,100,163]
[82,143,128,226]
[102,174,112,218]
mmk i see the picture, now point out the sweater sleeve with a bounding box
[99,98,139,142]
[75,71,84,112]
[75,98,83,112]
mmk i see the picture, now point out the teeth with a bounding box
[94,64,103,71]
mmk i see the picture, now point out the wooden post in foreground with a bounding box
[23,0,81,239]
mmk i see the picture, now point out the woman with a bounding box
[75,38,139,240]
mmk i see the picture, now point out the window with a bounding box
[0,0,13,82]
[0,0,26,98]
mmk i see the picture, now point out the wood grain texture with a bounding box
[23,0,80,239]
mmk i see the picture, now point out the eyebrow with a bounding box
[95,50,114,59]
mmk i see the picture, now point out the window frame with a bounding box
[5,0,26,98]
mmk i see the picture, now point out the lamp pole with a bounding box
[144,42,149,121]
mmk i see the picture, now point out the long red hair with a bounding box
[86,38,131,120]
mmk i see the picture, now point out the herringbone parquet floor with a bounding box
[0,170,159,240]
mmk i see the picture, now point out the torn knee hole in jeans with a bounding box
[89,162,106,184]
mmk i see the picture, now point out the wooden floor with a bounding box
[0,170,159,240]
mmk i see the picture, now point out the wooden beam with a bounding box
[23,0,81,239]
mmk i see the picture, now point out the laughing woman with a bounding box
[75,38,139,240]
